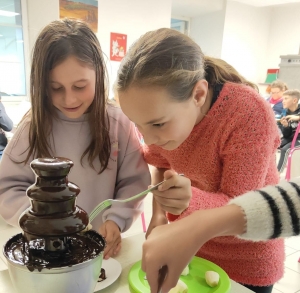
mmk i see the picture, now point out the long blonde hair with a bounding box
[117,28,257,98]
[21,18,111,173]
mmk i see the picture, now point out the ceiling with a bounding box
[233,0,300,6]
[171,0,300,18]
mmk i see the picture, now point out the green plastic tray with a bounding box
[128,256,231,293]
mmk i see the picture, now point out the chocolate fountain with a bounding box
[3,157,106,293]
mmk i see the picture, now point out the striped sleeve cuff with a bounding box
[228,178,300,241]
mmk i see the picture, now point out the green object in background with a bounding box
[128,256,231,293]
[265,74,278,83]
[264,69,279,84]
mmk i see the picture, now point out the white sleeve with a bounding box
[229,177,300,241]
[0,123,34,227]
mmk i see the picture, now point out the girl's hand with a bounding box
[152,170,192,215]
[142,205,245,293]
[286,115,300,122]
[142,215,201,293]
[145,211,168,238]
[98,220,121,259]
[280,117,288,127]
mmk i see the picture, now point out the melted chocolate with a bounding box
[4,157,105,272]
[4,230,105,272]
[98,268,107,282]
[4,231,105,271]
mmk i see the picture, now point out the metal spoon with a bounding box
[89,174,184,222]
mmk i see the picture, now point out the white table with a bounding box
[0,233,253,293]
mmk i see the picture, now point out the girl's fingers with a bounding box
[101,223,121,259]
[154,195,189,214]
[161,267,184,293]
[154,189,191,201]
[104,235,120,259]
[158,176,188,192]
[144,266,160,293]
[98,226,107,238]
[114,241,121,255]
[157,170,179,191]
[160,204,186,215]
[163,170,178,179]
[155,196,186,208]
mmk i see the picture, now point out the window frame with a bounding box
[0,0,30,103]
[171,15,190,36]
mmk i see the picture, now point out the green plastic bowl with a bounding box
[128,256,231,293]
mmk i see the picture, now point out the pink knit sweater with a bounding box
[144,82,284,286]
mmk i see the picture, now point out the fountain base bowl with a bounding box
[3,234,104,293]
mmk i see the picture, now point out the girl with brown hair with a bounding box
[0,18,150,259]
[116,28,283,293]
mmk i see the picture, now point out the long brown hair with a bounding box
[21,18,110,173]
[117,28,257,99]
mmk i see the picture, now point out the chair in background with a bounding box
[141,212,147,233]
[284,122,300,263]
[285,122,300,181]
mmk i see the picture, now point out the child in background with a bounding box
[0,18,151,259]
[142,176,300,293]
[277,89,300,172]
[116,28,283,293]
[0,96,13,160]
[267,80,288,118]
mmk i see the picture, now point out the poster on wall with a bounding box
[59,0,98,32]
[110,32,127,62]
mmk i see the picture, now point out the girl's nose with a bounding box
[142,132,158,146]
[64,90,77,106]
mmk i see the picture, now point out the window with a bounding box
[171,18,189,35]
[0,0,26,96]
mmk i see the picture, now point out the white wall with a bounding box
[97,0,172,97]
[24,0,171,98]
[221,1,271,84]
[190,6,226,58]
[189,1,300,88]
[26,0,59,55]
[266,2,300,69]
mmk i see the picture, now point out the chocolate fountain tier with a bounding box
[30,157,74,178]
[19,207,88,237]
[19,157,89,240]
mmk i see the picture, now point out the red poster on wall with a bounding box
[110,32,127,61]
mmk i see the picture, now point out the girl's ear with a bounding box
[191,79,209,107]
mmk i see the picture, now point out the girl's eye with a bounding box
[74,86,85,90]
[153,123,165,127]
[52,87,62,91]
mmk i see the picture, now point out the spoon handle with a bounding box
[122,173,184,203]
